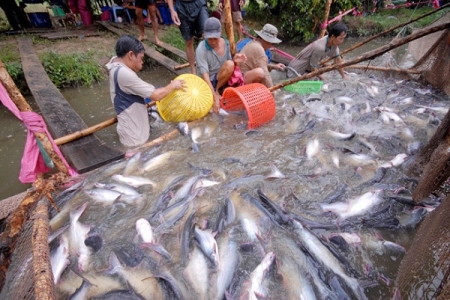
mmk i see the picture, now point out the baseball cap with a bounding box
[204,17,222,39]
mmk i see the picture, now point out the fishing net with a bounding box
[394,11,450,298]
[0,198,54,300]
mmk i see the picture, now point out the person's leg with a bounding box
[135,0,149,40]
[215,60,234,92]
[232,11,243,41]
[136,7,146,40]
[243,68,264,84]
[148,3,161,45]
[185,37,196,74]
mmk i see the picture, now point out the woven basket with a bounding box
[157,74,213,122]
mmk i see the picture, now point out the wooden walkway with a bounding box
[18,38,124,173]
[97,21,188,75]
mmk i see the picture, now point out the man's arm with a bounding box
[334,56,348,79]
[167,0,180,26]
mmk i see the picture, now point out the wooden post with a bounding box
[319,0,333,38]
[223,0,236,55]
[0,60,70,177]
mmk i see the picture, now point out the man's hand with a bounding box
[273,63,285,71]
[170,10,181,26]
[239,0,244,7]
[218,3,223,11]
[171,79,187,91]
[233,53,247,64]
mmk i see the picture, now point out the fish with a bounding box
[265,162,287,179]
[123,152,142,176]
[136,218,154,243]
[291,220,367,300]
[69,202,92,272]
[414,104,448,114]
[306,139,320,159]
[94,182,140,197]
[326,130,356,141]
[112,174,156,188]
[292,119,316,135]
[108,252,164,300]
[345,153,377,167]
[84,188,122,205]
[50,235,70,284]
[69,279,91,300]
[177,122,189,136]
[379,153,408,168]
[321,190,384,221]
[277,254,317,300]
[183,246,209,300]
[194,226,220,269]
[239,252,276,300]
[211,233,239,300]
[180,212,196,267]
[190,126,203,144]
[142,151,182,173]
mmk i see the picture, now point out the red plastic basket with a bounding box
[220,83,276,129]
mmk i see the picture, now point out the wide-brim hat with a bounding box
[255,24,282,44]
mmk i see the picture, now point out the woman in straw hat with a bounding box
[238,23,286,88]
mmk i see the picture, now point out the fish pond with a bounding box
[1,37,449,299]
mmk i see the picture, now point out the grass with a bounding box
[40,50,104,88]
[346,6,449,36]
[160,25,185,50]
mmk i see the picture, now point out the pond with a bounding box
[0,35,448,299]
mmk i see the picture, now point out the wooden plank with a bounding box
[108,21,188,60]
[18,37,124,173]
[97,21,187,75]
[39,31,101,39]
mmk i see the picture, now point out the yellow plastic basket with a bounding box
[157,74,213,122]
[283,80,323,94]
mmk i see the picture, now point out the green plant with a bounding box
[40,50,104,88]
[160,25,185,50]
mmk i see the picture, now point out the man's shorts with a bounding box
[135,0,156,9]
[175,0,209,41]
[220,11,243,23]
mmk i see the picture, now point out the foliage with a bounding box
[245,0,359,42]
[160,25,185,50]
[0,43,28,92]
[40,50,104,88]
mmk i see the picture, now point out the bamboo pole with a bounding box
[346,65,421,74]
[223,0,236,55]
[127,119,201,156]
[321,2,450,65]
[0,60,70,176]
[174,62,191,70]
[319,0,333,39]
[270,21,450,92]
[54,101,156,146]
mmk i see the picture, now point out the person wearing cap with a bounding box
[287,22,349,80]
[238,23,286,88]
[168,0,209,74]
[196,17,247,113]
[106,35,186,147]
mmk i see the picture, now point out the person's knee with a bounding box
[223,60,234,72]
[254,68,265,81]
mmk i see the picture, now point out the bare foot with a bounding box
[155,38,163,46]
[138,35,147,41]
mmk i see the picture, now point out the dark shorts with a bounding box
[211,74,227,95]
[175,0,209,40]
[135,0,156,9]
